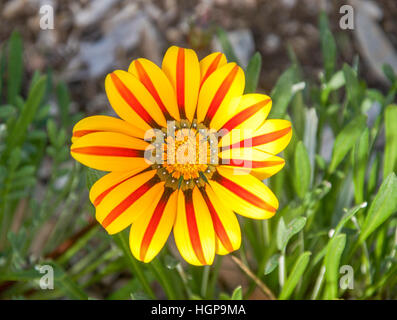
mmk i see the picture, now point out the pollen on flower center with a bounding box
[153,119,217,190]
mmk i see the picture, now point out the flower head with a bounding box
[70,46,292,265]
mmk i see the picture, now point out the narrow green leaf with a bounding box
[384,105,397,179]
[343,64,362,110]
[319,12,337,80]
[279,251,311,299]
[277,217,307,251]
[85,167,106,190]
[359,173,397,243]
[293,141,311,198]
[56,82,70,126]
[112,232,156,299]
[264,254,280,275]
[329,115,366,173]
[382,64,396,84]
[7,31,23,106]
[231,286,243,300]
[324,234,346,299]
[215,27,239,63]
[244,52,262,93]
[353,128,369,203]
[269,66,298,118]
[7,76,47,148]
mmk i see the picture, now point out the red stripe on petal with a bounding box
[71,146,145,157]
[213,172,276,213]
[176,48,186,118]
[200,53,223,87]
[93,175,136,207]
[228,126,292,149]
[73,130,101,138]
[203,65,239,126]
[101,176,160,229]
[222,158,284,168]
[221,99,271,132]
[200,188,234,252]
[110,73,157,127]
[185,189,206,265]
[134,60,172,121]
[139,188,173,261]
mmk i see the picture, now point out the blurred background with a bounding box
[1,0,396,115]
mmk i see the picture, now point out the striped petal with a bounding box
[209,166,278,219]
[70,132,150,172]
[72,115,145,143]
[174,188,215,266]
[201,186,241,255]
[89,168,146,207]
[220,119,292,155]
[162,46,200,122]
[129,58,180,121]
[219,94,272,133]
[196,63,245,130]
[95,170,163,234]
[219,148,285,180]
[199,52,227,87]
[105,70,167,131]
[129,188,177,263]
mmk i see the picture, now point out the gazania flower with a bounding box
[70,46,292,266]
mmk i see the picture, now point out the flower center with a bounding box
[153,119,217,190]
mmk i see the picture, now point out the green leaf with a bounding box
[324,234,346,299]
[329,115,366,173]
[382,64,396,84]
[269,66,298,118]
[359,173,397,244]
[231,286,243,300]
[277,217,307,251]
[7,76,47,148]
[215,27,239,63]
[85,167,106,190]
[56,82,70,126]
[343,64,362,109]
[264,253,280,275]
[384,105,397,179]
[0,104,16,119]
[244,52,262,93]
[112,232,156,299]
[7,31,23,106]
[293,141,311,198]
[353,128,369,203]
[319,12,336,80]
[279,251,311,299]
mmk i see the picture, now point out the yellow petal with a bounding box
[71,115,145,143]
[220,119,292,155]
[89,168,146,207]
[162,46,200,122]
[95,170,163,234]
[105,70,167,131]
[129,188,177,263]
[196,63,245,129]
[70,131,150,172]
[202,185,241,255]
[209,166,279,219]
[218,148,285,180]
[199,52,227,86]
[129,58,180,121]
[218,94,272,133]
[173,188,215,266]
